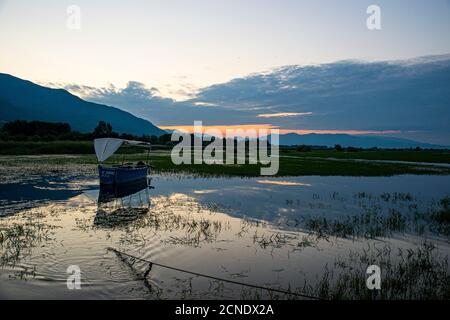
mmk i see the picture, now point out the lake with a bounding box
[1,167,449,299]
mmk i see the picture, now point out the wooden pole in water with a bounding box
[146,147,150,166]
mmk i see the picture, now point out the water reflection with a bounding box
[94,179,152,228]
[256,179,312,186]
[1,173,450,299]
[0,177,98,217]
[97,178,151,204]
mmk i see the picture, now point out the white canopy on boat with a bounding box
[94,138,151,162]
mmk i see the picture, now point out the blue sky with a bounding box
[1,0,449,98]
[0,0,449,144]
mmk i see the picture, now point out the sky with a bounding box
[1,0,450,99]
[0,0,449,144]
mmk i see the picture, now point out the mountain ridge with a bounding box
[270,133,448,149]
[0,73,165,136]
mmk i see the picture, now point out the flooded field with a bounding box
[0,159,449,299]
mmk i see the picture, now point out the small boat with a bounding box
[94,138,152,185]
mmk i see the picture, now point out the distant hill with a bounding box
[269,133,448,149]
[0,73,165,136]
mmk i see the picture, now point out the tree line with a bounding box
[0,120,441,152]
[0,120,173,145]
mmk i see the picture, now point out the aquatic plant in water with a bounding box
[303,241,450,300]
[0,218,56,267]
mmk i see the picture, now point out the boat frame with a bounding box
[94,138,152,185]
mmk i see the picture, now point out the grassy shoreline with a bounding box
[1,140,449,161]
[1,151,449,177]
[281,149,450,164]
[1,141,449,177]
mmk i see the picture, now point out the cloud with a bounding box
[193,101,220,107]
[48,54,450,144]
[54,81,252,126]
[190,54,450,144]
[56,81,176,123]
[257,112,312,118]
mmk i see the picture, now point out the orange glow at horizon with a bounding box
[160,124,400,137]
[278,129,401,135]
[160,124,277,132]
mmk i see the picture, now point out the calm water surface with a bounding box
[0,173,449,299]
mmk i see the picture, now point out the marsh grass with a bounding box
[165,218,224,247]
[1,152,449,181]
[303,241,450,300]
[280,149,450,164]
[302,208,407,239]
[1,157,449,299]
[91,195,229,247]
[252,231,295,249]
[130,241,450,300]
[92,191,450,299]
[94,207,149,228]
[0,218,56,266]
[430,197,450,235]
[300,196,450,240]
[0,200,47,217]
[0,155,97,184]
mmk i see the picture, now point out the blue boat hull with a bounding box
[98,165,149,185]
